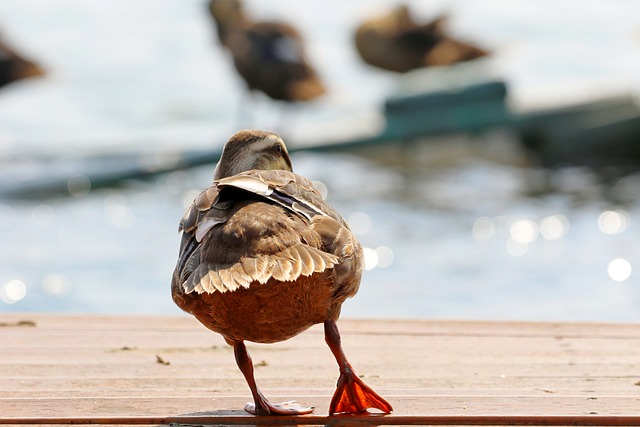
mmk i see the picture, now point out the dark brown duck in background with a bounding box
[171,129,393,416]
[208,0,325,103]
[0,38,44,89]
[354,4,488,73]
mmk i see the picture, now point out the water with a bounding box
[1,0,640,321]
[3,151,640,321]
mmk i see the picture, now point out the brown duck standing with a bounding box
[0,38,45,89]
[171,129,393,416]
[207,0,325,104]
[354,4,488,73]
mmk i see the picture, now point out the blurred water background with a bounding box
[1,0,640,321]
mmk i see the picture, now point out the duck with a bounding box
[171,129,393,416]
[0,37,45,89]
[207,0,325,104]
[354,4,488,73]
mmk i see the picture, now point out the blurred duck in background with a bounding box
[0,35,45,89]
[354,4,488,73]
[207,0,325,108]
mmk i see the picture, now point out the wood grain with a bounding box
[1,314,640,425]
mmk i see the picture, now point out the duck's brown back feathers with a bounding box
[171,169,362,344]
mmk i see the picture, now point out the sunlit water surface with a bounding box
[2,152,640,322]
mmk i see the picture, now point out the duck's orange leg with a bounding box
[233,341,314,415]
[324,320,393,415]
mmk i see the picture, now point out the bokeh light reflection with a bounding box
[103,194,135,229]
[348,212,371,236]
[42,273,73,297]
[153,151,181,171]
[608,258,631,282]
[163,171,190,195]
[312,180,328,200]
[472,217,496,241]
[362,247,378,270]
[597,210,629,235]
[374,246,394,268]
[67,174,91,197]
[505,238,528,257]
[1,280,27,304]
[510,219,539,245]
[540,215,570,240]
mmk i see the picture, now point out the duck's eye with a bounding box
[273,144,283,154]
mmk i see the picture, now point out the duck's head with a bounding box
[214,129,292,179]
[209,0,245,29]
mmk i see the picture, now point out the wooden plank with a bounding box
[1,314,640,425]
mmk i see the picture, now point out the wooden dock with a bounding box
[2,313,640,426]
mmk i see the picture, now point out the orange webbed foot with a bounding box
[329,370,393,415]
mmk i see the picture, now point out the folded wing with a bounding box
[174,169,350,295]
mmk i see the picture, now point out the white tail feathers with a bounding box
[183,244,339,294]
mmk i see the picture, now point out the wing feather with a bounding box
[230,264,253,289]
[208,270,227,293]
[242,255,271,284]
[240,256,259,279]
[296,245,316,276]
[217,268,237,292]
[177,169,349,297]
[271,255,293,281]
[311,246,328,271]
[181,243,338,295]
[216,170,345,225]
[183,264,209,294]
[195,216,224,242]
[217,175,273,196]
[286,246,303,278]
[195,186,220,211]
[194,271,211,294]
